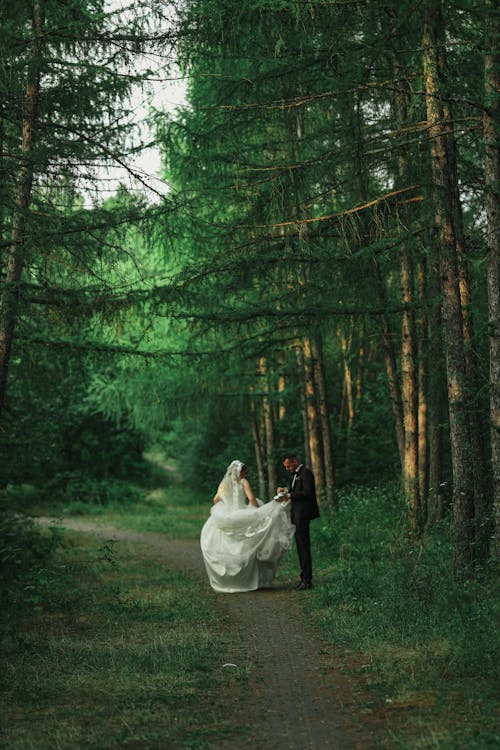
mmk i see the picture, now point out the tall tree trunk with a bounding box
[373,259,405,469]
[440,64,490,561]
[400,245,421,530]
[274,351,286,447]
[0,96,5,265]
[312,335,335,506]
[355,333,365,406]
[390,10,421,529]
[294,341,311,466]
[427,255,446,523]
[417,256,429,519]
[287,107,325,485]
[484,0,500,558]
[341,326,355,429]
[423,0,475,572]
[340,325,354,478]
[0,1,6,265]
[339,372,347,429]
[258,357,277,500]
[278,372,286,422]
[250,391,266,499]
[0,0,44,418]
[303,336,325,499]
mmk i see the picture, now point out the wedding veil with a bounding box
[218,460,244,505]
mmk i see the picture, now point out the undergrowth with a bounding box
[1,460,208,537]
[301,482,500,749]
[0,518,243,749]
[0,512,62,617]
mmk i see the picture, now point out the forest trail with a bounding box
[37,518,390,750]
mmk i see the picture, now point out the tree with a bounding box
[0,0,164,421]
[483,0,500,557]
[0,0,45,414]
[422,0,481,571]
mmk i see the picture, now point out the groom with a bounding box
[277,453,320,591]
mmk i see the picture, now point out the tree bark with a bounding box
[250,391,266,499]
[355,334,365,407]
[417,256,429,518]
[484,0,500,558]
[294,341,311,466]
[0,96,5,267]
[258,356,277,500]
[440,66,490,561]
[400,244,420,530]
[373,259,405,469]
[341,326,355,429]
[0,1,6,266]
[427,255,446,523]
[0,0,44,418]
[312,334,335,506]
[391,36,422,531]
[423,0,475,572]
[278,372,286,422]
[302,336,325,499]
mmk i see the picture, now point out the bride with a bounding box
[200,460,295,593]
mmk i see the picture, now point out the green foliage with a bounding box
[333,372,400,486]
[62,413,146,479]
[147,0,491,516]
[294,482,500,747]
[0,513,61,615]
[2,0,490,529]
[162,402,256,487]
[312,484,499,673]
[0,333,147,487]
[39,472,144,509]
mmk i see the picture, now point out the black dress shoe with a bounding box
[294,581,312,590]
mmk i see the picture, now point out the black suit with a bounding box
[289,465,319,585]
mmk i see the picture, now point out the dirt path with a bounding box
[38,518,391,750]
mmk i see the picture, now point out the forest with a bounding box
[1,0,499,748]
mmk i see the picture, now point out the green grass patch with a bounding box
[85,483,209,538]
[1,528,246,750]
[3,455,209,540]
[295,483,500,749]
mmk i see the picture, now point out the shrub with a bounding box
[0,512,61,614]
[39,471,144,508]
[311,482,499,681]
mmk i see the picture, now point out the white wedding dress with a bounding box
[200,464,295,593]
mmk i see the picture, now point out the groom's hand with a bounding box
[275,487,290,502]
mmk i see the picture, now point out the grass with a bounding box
[52,483,210,539]
[5,452,210,540]
[295,483,500,749]
[0,525,247,750]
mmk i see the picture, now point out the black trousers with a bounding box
[294,517,312,584]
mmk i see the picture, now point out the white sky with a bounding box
[120,70,186,199]
[88,1,187,206]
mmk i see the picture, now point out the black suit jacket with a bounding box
[289,465,320,523]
